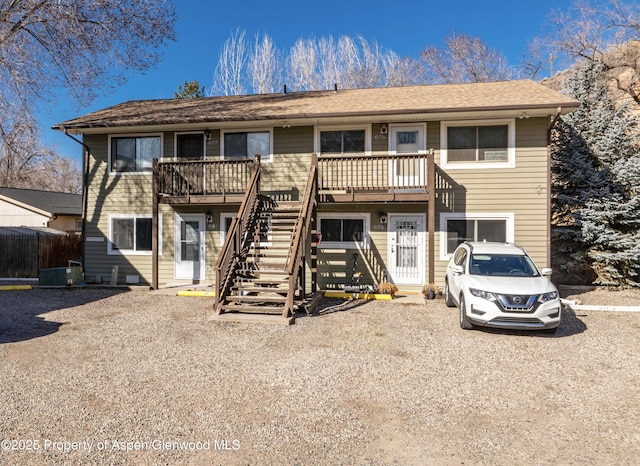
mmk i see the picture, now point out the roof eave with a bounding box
[53,102,580,134]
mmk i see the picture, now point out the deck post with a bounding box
[311,153,318,294]
[427,149,436,284]
[152,158,159,290]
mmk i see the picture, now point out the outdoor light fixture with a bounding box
[379,212,388,224]
[380,124,388,135]
[205,211,214,225]
[204,130,212,140]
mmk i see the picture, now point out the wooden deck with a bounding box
[154,152,434,205]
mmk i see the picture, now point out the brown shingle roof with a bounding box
[53,81,580,131]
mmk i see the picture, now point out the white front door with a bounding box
[389,125,426,189]
[388,214,425,285]
[175,214,205,280]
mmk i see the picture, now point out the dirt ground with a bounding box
[0,286,639,465]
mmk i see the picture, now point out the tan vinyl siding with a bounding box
[264,126,314,194]
[317,203,429,292]
[82,116,550,290]
[83,133,156,284]
[371,123,388,154]
[206,129,221,158]
[433,117,550,286]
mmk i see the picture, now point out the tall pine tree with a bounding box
[553,60,640,287]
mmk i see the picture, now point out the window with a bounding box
[220,213,270,246]
[175,133,204,160]
[441,120,515,168]
[110,135,161,172]
[440,213,514,258]
[318,214,369,248]
[108,215,161,255]
[222,130,271,161]
[320,130,365,153]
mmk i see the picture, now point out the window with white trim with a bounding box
[175,132,205,160]
[109,134,162,173]
[440,213,514,258]
[316,126,370,155]
[108,214,161,255]
[318,213,369,249]
[221,130,272,162]
[441,119,515,168]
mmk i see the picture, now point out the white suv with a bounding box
[445,242,561,333]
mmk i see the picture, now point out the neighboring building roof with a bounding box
[53,80,580,132]
[0,226,70,236]
[0,187,81,216]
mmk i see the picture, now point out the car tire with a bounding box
[459,294,473,330]
[444,280,455,307]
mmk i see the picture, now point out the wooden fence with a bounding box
[0,234,82,278]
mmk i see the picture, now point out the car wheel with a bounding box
[459,294,473,330]
[444,280,455,307]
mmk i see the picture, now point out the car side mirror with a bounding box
[451,264,464,275]
[541,268,552,277]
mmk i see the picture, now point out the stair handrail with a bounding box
[284,153,318,314]
[215,155,261,313]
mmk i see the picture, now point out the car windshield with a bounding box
[469,254,539,277]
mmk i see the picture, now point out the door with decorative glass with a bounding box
[389,125,426,189]
[174,214,205,280]
[387,214,425,285]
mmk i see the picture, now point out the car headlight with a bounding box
[469,288,497,302]
[539,291,559,302]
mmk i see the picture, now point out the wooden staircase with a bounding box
[214,154,318,324]
[219,201,301,319]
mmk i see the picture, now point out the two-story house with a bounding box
[54,81,578,322]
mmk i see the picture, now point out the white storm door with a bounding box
[388,214,425,285]
[389,125,426,189]
[175,214,205,280]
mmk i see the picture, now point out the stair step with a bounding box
[253,243,291,250]
[232,286,288,294]
[241,278,288,286]
[226,294,287,303]
[221,304,285,315]
[247,253,291,259]
[274,201,301,209]
[252,268,289,275]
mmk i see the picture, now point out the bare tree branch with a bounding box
[0,0,176,192]
[420,32,514,84]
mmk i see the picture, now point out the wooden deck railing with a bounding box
[214,157,261,314]
[318,153,430,192]
[157,158,254,197]
[284,153,318,316]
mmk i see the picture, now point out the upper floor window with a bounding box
[221,130,272,162]
[441,120,515,169]
[175,133,205,160]
[110,134,162,173]
[320,130,365,154]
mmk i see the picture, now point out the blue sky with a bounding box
[46,0,572,162]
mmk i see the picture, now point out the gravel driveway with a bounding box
[1,288,639,465]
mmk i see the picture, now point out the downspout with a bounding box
[63,128,90,274]
[546,107,562,270]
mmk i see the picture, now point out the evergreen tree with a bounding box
[174,80,206,99]
[550,118,605,283]
[555,60,640,287]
